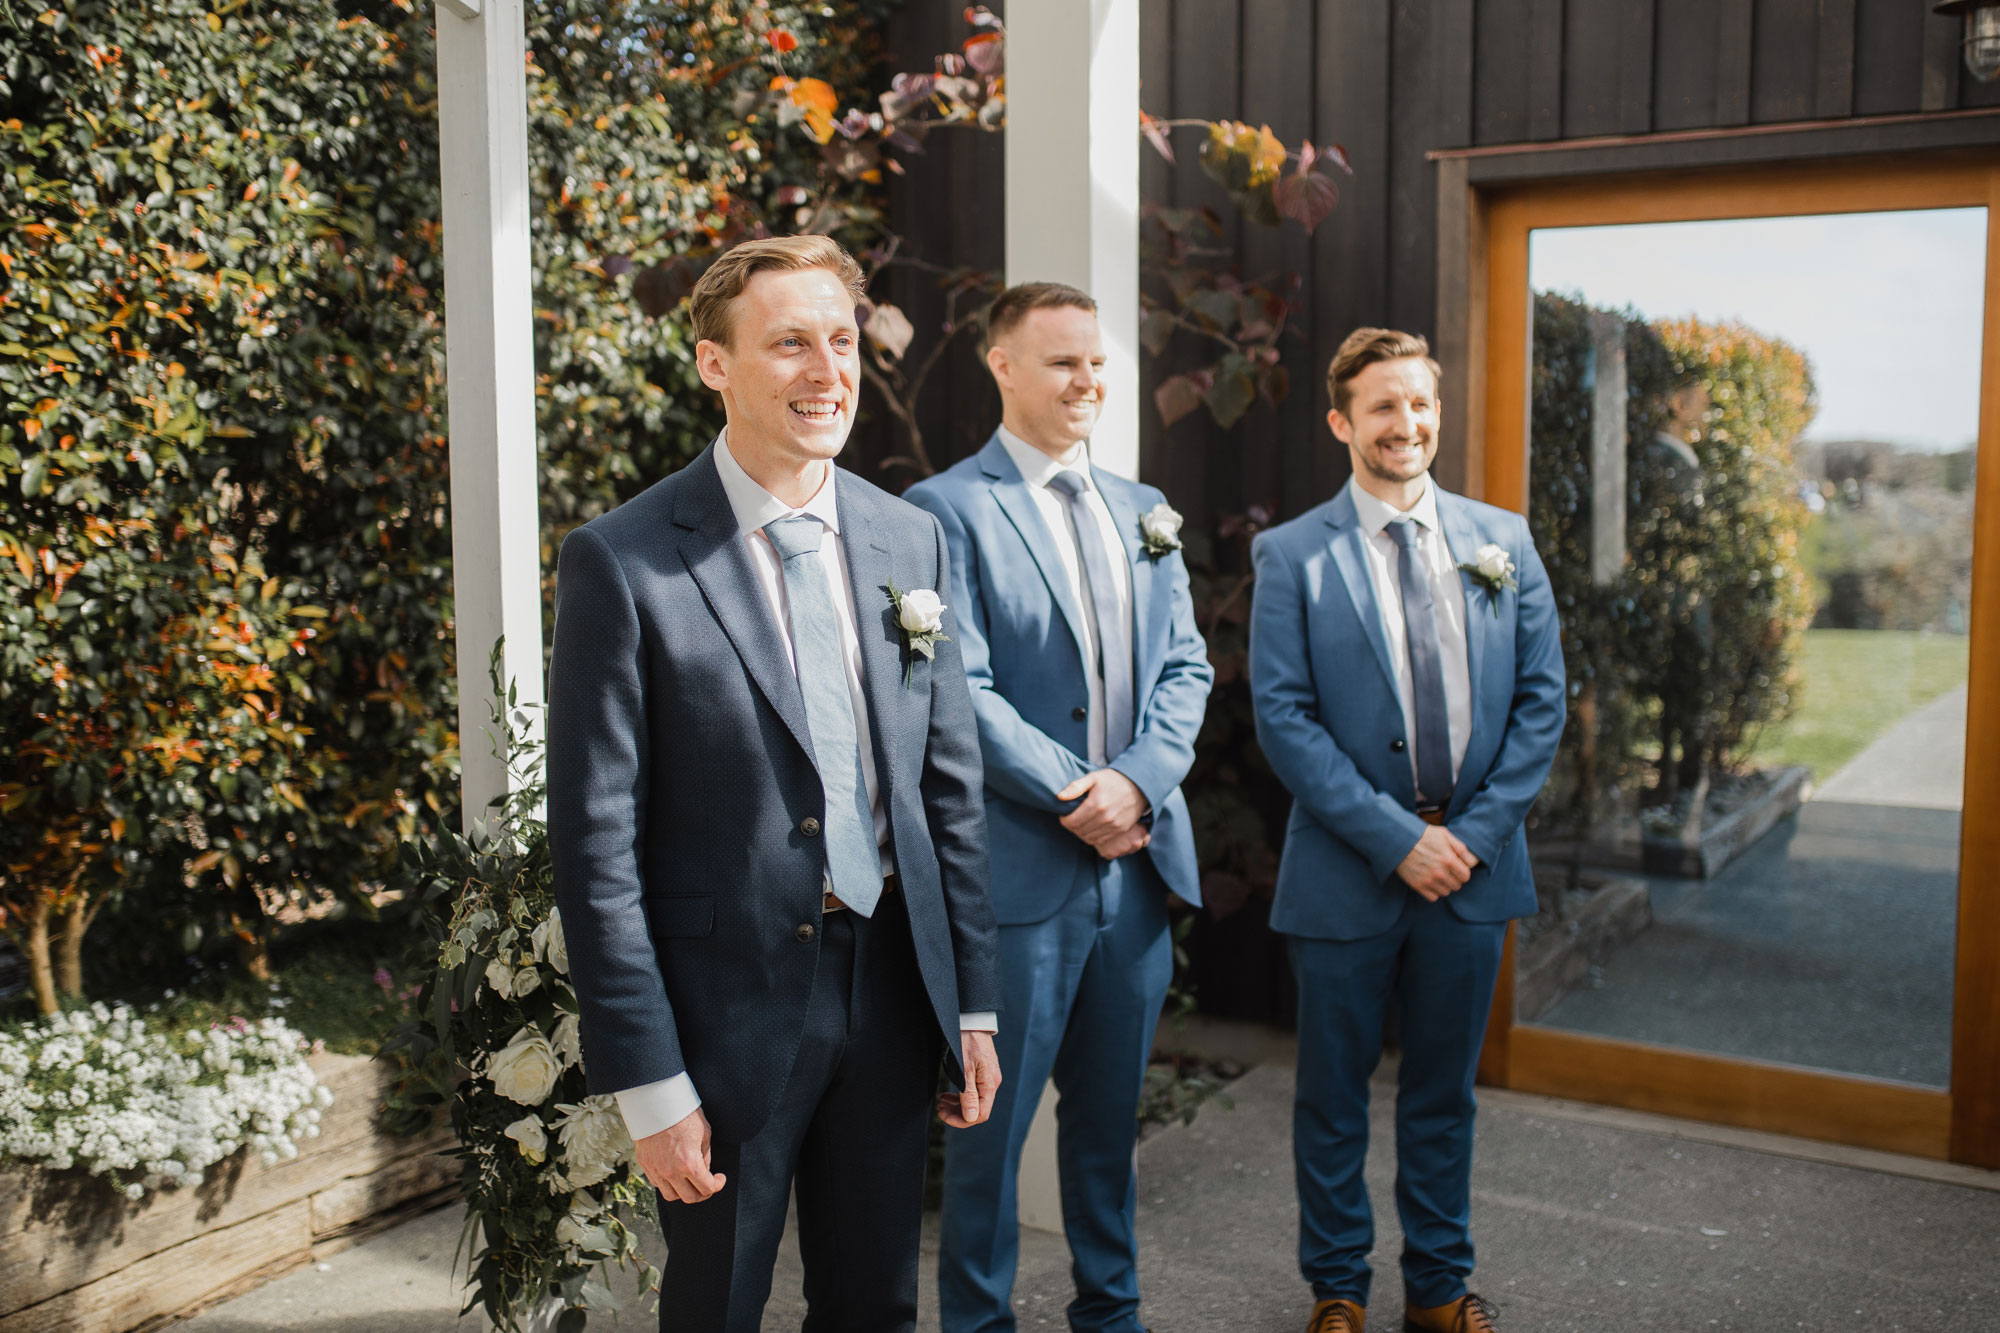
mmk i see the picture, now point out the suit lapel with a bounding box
[833,472,907,799]
[1092,468,1155,686]
[1324,484,1398,696]
[980,435,1091,672]
[673,448,818,769]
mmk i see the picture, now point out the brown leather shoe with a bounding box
[1404,1292,1501,1332]
[1308,1297,1366,1332]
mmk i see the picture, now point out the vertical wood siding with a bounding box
[874,0,1996,523]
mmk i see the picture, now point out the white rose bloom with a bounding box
[503,1115,549,1165]
[484,957,518,1000]
[512,966,542,999]
[896,588,945,634]
[553,1095,634,1189]
[1473,544,1515,580]
[487,1028,563,1106]
[551,1013,583,1070]
[1140,502,1184,543]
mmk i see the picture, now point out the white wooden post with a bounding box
[434,0,545,830]
[1003,0,1144,1232]
[1004,0,1143,481]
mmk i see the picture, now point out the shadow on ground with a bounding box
[182,1055,2000,1332]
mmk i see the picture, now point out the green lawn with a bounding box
[1747,629,1970,781]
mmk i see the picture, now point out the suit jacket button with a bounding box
[796,922,816,943]
[1390,739,1407,752]
[800,817,821,837]
[1072,706,1087,721]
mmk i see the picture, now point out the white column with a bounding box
[1003,0,1144,1232]
[1005,0,1142,481]
[435,0,545,831]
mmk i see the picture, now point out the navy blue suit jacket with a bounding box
[903,435,1213,925]
[546,446,1002,1142]
[1249,481,1565,941]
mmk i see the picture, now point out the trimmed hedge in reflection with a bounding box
[1529,292,1815,835]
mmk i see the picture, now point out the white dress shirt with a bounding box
[615,433,993,1143]
[1350,476,1473,792]
[995,427,1134,767]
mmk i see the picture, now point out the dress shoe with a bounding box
[1307,1297,1366,1332]
[1404,1292,1501,1332]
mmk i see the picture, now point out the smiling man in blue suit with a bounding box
[547,236,1002,1333]
[904,282,1213,1333]
[1249,328,1564,1333]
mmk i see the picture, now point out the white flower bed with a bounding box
[0,1002,334,1198]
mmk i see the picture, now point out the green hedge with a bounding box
[0,0,894,1006]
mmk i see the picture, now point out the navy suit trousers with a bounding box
[937,858,1172,1333]
[1287,896,1506,1309]
[658,891,941,1333]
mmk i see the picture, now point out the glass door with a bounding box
[1475,161,2000,1167]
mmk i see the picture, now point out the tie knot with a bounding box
[763,514,824,562]
[1046,470,1088,500]
[1386,517,1424,551]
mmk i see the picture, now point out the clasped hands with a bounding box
[1055,768,1151,860]
[1397,823,1480,901]
[635,1030,1002,1204]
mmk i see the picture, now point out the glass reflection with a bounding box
[1517,209,1982,1088]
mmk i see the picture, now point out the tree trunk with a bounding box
[54,891,96,999]
[23,896,58,1017]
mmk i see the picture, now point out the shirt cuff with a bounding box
[959,1012,998,1032]
[615,1072,701,1142]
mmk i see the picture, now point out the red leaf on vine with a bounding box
[1155,373,1208,428]
[1273,170,1339,233]
[768,29,799,54]
[1140,110,1175,164]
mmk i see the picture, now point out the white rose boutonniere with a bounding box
[1457,543,1519,615]
[886,582,950,687]
[1139,501,1184,559]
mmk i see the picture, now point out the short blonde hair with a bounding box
[1326,327,1441,415]
[688,235,866,347]
[981,281,1097,358]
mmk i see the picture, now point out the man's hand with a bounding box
[937,1030,1002,1129]
[1396,825,1479,902]
[634,1106,727,1204]
[1056,769,1150,856]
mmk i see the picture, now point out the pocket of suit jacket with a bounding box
[642,894,716,938]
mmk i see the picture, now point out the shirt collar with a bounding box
[1351,473,1441,541]
[996,424,1092,492]
[713,428,841,539]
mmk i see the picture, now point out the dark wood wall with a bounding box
[869,0,1996,524]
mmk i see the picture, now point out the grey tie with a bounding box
[1387,518,1455,809]
[763,515,881,917]
[1047,470,1133,759]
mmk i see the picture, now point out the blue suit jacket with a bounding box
[546,446,1001,1142]
[1248,480,1565,941]
[903,435,1213,926]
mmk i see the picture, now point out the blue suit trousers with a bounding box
[938,857,1172,1333]
[1288,896,1506,1309]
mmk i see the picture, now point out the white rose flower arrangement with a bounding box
[384,686,655,1332]
[0,1002,332,1198]
[1456,542,1519,615]
[885,581,950,687]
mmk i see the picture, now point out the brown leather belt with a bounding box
[1418,809,1447,826]
[824,873,897,914]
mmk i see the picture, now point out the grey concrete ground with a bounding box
[181,1053,2000,1332]
[1538,799,1959,1086]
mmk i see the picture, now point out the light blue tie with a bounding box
[1047,470,1134,759]
[1387,518,1455,809]
[763,514,881,917]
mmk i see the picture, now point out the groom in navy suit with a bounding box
[905,283,1212,1333]
[547,236,1002,1332]
[1249,329,1564,1333]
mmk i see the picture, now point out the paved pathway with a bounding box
[182,1056,2000,1332]
[1813,683,1966,809]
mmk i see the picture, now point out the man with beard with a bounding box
[1248,328,1564,1333]
[547,235,1002,1332]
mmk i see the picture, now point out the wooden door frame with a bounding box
[1437,144,2000,1168]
